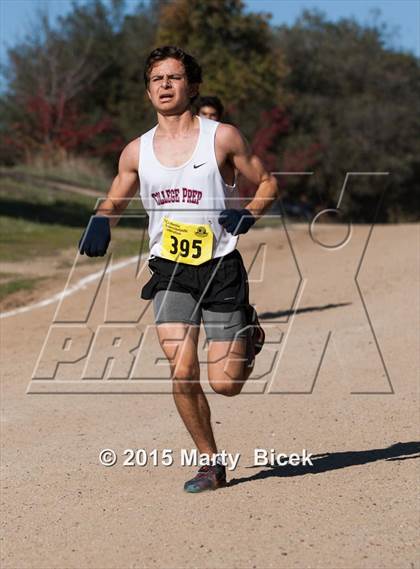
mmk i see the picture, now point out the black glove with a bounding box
[218,208,256,236]
[79,216,111,257]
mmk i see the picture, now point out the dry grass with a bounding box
[12,154,112,192]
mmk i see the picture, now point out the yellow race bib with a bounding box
[161,217,214,265]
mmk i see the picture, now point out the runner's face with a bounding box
[147,58,198,115]
[199,106,220,121]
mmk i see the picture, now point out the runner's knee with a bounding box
[209,380,243,397]
[171,363,199,383]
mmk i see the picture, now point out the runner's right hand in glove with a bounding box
[78,216,111,257]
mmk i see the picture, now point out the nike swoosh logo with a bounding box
[193,162,206,169]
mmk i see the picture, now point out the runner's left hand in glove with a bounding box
[78,216,111,257]
[218,208,256,235]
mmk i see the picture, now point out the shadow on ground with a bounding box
[259,302,351,320]
[228,441,420,487]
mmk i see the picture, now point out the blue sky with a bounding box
[1,0,419,66]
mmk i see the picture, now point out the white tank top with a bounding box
[138,116,238,260]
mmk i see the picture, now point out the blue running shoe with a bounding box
[184,465,227,493]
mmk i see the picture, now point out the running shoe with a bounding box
[184,464,227,493]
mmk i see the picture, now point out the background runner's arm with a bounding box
[217,124,279,219]
[95,139,140,227]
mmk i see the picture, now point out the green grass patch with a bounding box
[0,170,146,229]
[0,216,147,262]
[0,216,83,261]
[0,271,19,280]
[0,276,44,301]
[0,173,98,226]
[110,227,149,259]
[0,176,100,208]
[3,157,111,192]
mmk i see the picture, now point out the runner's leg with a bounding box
[207,338,254,396]
[202,306,255,395]
[154,314,218,456]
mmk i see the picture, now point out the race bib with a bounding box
[161,217,214,265]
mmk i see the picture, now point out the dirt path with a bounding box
[1,223,419,569]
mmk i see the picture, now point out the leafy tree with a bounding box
[1,1,418,221]
[0,0,153,165]
[3,2,120,160]
[157,0,288,137]
[273,10,420,221]
[111,4,159,141]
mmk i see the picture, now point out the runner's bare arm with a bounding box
[95,139,140,227]
[216,124,279,219]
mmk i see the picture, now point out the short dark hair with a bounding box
[197,96,224,118]
[143,46,202,96]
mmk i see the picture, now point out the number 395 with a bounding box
[169,236,202,258]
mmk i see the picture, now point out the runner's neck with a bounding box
[155,111,198,139]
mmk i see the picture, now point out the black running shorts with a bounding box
[141,250,251,340]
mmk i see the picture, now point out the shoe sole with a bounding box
[184,479,227,493]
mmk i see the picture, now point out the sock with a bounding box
[215,453,225,467]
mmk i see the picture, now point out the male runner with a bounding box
[198,95,237,191]
[79,46,279,493]
[197,95,224,122]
